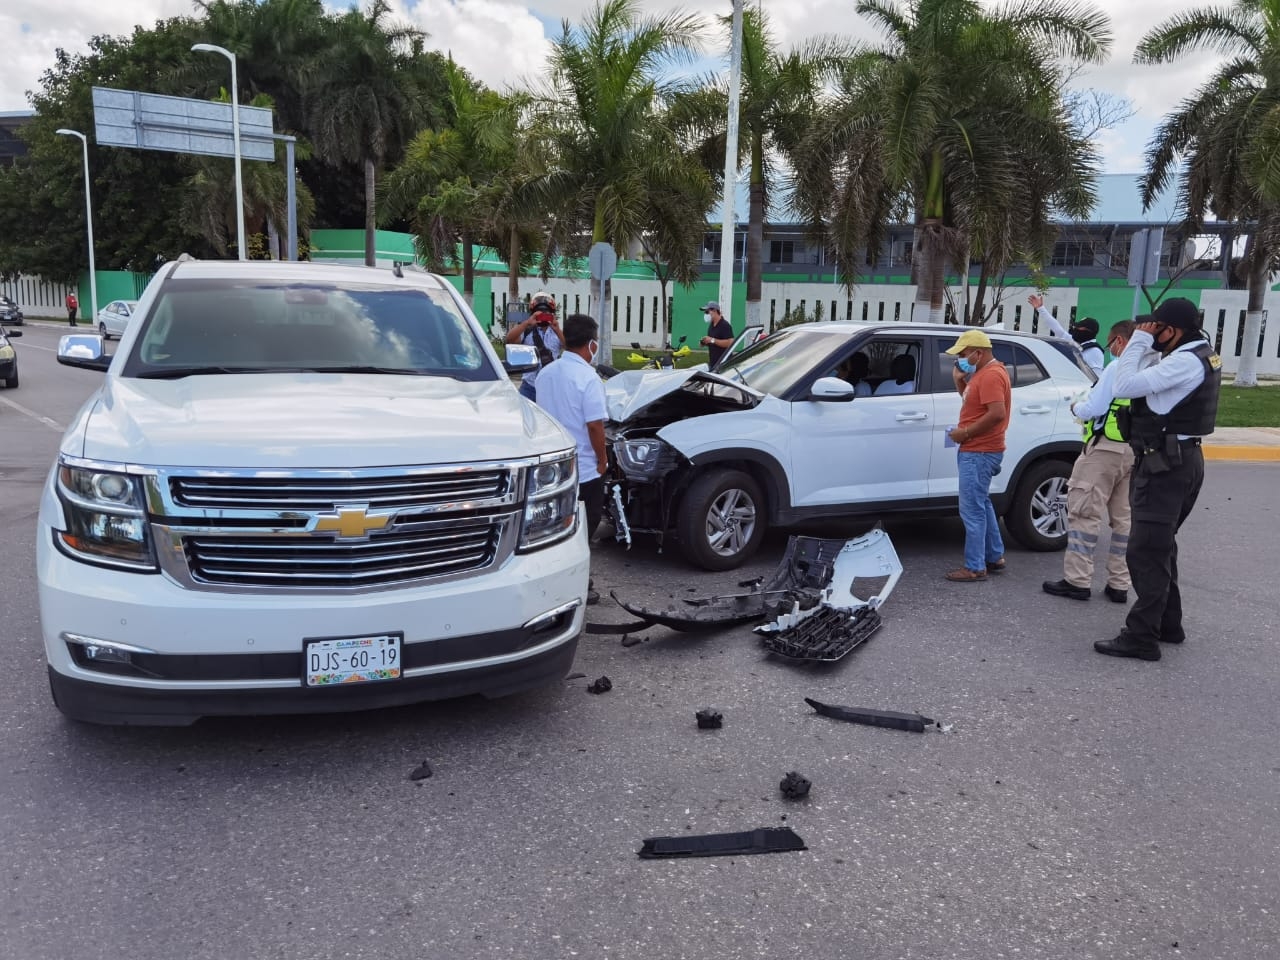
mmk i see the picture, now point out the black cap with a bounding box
[1070,317,1099,339]
[1152,297,1202,332]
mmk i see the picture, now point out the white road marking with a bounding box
[0,395,64,432]
[16,342,56,353]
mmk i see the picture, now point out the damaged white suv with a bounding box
[604,322,1094,570]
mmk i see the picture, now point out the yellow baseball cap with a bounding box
[945,329,993,354]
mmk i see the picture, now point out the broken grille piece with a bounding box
[757,605,882,662]
[638,827,807,859]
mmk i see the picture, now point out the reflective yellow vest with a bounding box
[1083,397,1130,444]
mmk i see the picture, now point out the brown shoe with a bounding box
[945,568,987,582]
[986,559,1007,574]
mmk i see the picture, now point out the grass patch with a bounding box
[1216,382,1280,427]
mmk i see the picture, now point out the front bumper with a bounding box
[0,357,14,380]
[38,521,590,725]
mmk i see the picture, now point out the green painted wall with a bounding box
[76,271,151,319]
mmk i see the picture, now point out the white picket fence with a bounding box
[1196,290,1280,375]
[1,274,75,317]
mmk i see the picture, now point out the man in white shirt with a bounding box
[1027,293,1105,374]
[1043,321,1136,604]
[535,313,609,602]
[1094,298,1221,662]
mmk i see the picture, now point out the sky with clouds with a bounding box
[3,0,1226,175]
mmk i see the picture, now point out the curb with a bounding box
[1203,445,1280,463]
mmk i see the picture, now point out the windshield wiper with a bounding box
[305,365,425,375]
[136,366,246,379]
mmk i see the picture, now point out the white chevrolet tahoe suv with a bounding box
[39,260,590,725]
[605,322,1095,570]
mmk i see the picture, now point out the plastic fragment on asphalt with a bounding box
[779,771,811,800]
[565,672,587,681]
[638,827,806,859]
[620,634,646,647]
[408,761,433,781]
[804,697,936,733]
[695,709,723,729]
[758,605,882,662]
[587,676,613,694]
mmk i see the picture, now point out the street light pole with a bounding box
[192,43,246,261]
[717,0,744,326]
[55,129,97,327]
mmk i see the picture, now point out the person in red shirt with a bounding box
[65,291,78,326]
[944,329,1011,582]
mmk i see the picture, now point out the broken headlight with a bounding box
[54,460,157,571]
[518,450,578,551]
[614,437,676,480]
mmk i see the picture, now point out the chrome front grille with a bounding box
[182,519,502,589]
[148,461,530,592]
[169,470,510,511]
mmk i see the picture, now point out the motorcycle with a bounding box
[626,336,691,370]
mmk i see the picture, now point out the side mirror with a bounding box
[503,342,539,375]
[57,334,111,372]
[809,376,856,402]
[2,328,21,338]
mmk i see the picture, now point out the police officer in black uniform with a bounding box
[1094,298,1222,662]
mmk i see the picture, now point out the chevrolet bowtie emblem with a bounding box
[312,506,392,539]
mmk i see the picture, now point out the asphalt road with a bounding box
[2,321,1278,960]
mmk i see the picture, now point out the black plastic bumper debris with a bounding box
[408,761,433,781]
[759,606,882,662]
[779,771,811,799]
[587,676,613,694]
[695,709,723,729]
[805,697,935,733]
[638,827,806,859]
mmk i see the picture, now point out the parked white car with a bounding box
[96,299,139,339]
[41,260,589,725]
[604,322,1095,570]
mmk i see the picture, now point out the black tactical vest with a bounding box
[1128,341,1222,450]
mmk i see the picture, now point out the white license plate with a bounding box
[304,634,402,687]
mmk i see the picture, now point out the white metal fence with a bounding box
[1195,290,1280,375]
[1,274,75,317]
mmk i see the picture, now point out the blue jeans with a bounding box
[518,379,537,402]
[958,451,1004,572]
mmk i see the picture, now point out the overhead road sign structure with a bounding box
[91,86,275,161]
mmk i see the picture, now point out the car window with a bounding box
[713,328,853,397]
[122,279,497,381]
[934,336,1047,390]
[825,339,922,397]
[991,342,1047,386]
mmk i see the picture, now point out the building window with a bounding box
[1050,241,1092,267]
[703,234,746,263]
[769,240,795,264]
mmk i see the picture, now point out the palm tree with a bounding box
[306,0,434,266]
[1136,0,1280,386]
[381,62,522,306]
[528,0,709,357]
[792,0,1110,324]
[677,10,850,326]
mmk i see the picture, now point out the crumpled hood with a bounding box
[69,374,570,468]
[604,368,762,422]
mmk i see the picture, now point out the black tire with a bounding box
[98,321,110,340]
[677,469,767,571]
[1004,458,1072,551]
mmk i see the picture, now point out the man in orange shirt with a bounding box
[944,329,1011,582]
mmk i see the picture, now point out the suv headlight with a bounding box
[518,451,578,551]
[0,344,13,360]
[54,461,157,571]
[614,437,677,480]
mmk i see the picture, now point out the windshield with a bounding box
[714,328,854,397]
[122,278,496,381]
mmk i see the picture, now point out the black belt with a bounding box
[1177,438,1202,447]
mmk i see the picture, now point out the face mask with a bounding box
[704,314,714,324]
[956,356,975,375]
[588,340,599,360]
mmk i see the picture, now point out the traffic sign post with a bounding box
[1127,227,1164,319]
[589,242,617,364]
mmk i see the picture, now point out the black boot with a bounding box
[1043,579,1090,601]
[1094,632,1161,661]
[1103,586,1128,604]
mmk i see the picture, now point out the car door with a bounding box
[788,335,934,507]
[928,334,1062,498]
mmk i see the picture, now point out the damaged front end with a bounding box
[598,529,903,664]
[603,369,762,551]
